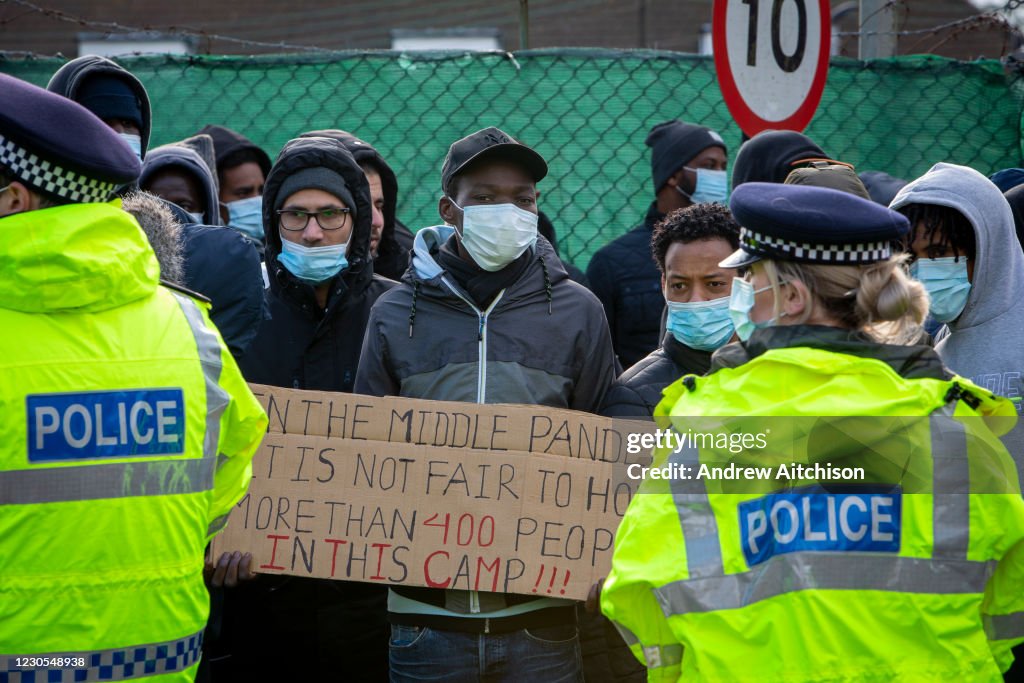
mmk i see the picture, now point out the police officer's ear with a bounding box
[0,179,40,217]
[780,278,813,318]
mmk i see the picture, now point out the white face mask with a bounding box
[449,200,539,272]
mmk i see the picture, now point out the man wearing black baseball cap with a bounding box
[587,119,729,369]
[356,126,617,681]
[0,72,266,682]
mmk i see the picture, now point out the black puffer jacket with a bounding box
[600,332,713,417]
[226,137,394,682]
[238,136,396,392]
[586,202,666,369]
[300,129,413,280]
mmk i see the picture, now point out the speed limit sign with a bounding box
[713,0,831,137]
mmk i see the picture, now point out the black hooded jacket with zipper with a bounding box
[226,136,394,682]
[237,136,395,392]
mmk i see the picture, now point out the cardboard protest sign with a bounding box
[211,385,649,601]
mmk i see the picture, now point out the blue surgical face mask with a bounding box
[677,168,729,204]
[665,296,735,351]
[186,211,204,224]
[226,195,265,241]
[910,257,971,323]
[118,133,143,160]
[728,277,778,341]
[278,236,350,285]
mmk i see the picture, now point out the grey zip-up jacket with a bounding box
[355,224,617,617]
[891,162,1024,467]
[356,225,616,409]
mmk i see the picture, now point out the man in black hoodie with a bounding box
[225,136,395,680]
[301,129,414,280]
[46,55,151,161]
[240,136,395,391]
[586,120,728,369]
[197,124,272,246]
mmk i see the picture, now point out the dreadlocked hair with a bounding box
[896,203,976,263]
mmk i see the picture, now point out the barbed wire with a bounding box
[2,44,1020,266]
[835,9,1020,39]
[1,0,1020,57]
[0,0,333,53]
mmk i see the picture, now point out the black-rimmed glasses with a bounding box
[277,208,351,231]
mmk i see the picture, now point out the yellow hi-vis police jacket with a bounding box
[601,327,1024,683]
[0,202,268,682]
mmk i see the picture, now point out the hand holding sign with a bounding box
[204,551,258,588]
[210,386,650,601]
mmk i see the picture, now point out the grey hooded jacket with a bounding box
[891,162,1024,465]
[356,225,616,408]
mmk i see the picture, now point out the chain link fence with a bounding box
[2,50,1022,268]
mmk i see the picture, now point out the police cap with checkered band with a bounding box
[0,72,141,205]
[719,182,910,269]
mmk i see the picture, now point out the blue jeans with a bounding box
[389,622,582,682]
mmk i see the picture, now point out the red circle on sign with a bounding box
[713,0,831,137]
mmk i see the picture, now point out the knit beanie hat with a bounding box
[645,119,727,193]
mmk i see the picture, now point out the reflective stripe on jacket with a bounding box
[0,202,267,682]
[601,328,1024,682]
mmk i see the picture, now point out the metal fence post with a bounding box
[859,0,897,59]
[520,0,530,50]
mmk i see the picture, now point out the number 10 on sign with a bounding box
[713,0,831,137]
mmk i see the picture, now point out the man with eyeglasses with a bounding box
[226,136,395,681]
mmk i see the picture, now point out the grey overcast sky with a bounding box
[968,0,1023,25]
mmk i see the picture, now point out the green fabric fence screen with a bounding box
[2,50,1022,268]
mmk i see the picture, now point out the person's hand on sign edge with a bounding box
[204,551,258,588]
[585,578,605,613]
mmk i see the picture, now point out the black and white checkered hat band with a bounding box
[0,132,117,204]
[740,227,891,264]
